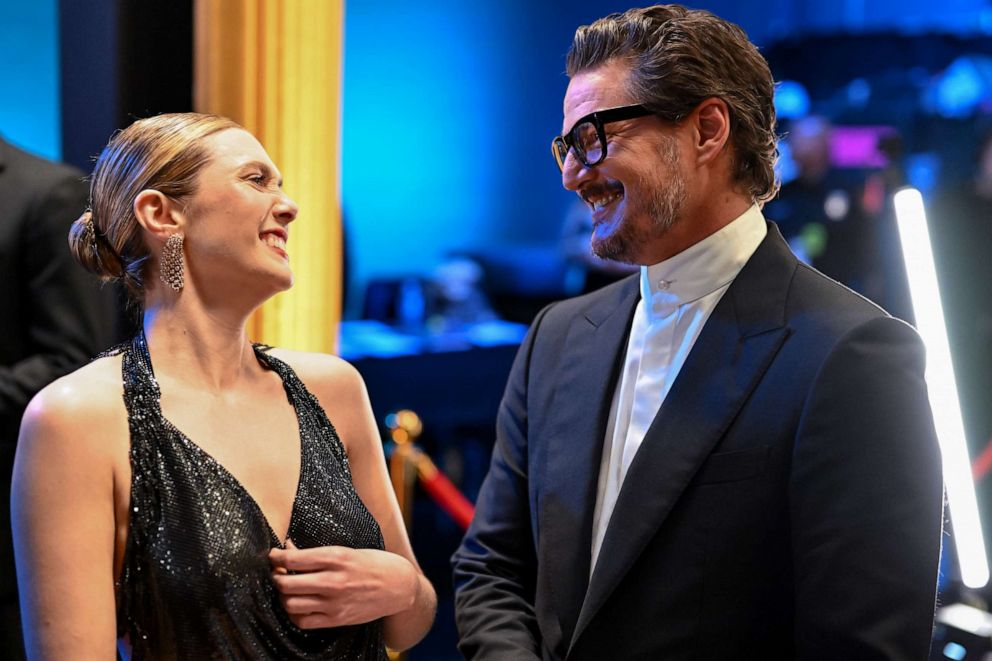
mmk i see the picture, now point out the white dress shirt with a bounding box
[589,205,768,574]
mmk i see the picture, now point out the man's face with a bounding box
[561,60,687,265]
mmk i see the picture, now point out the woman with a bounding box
[12,113,436,659]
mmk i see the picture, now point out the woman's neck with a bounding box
[142,298,261,394]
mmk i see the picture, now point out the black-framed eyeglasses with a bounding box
[551,104,656,172]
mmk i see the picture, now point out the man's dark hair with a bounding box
[567,4,779,204]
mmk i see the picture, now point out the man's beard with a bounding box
[592,137,686,264]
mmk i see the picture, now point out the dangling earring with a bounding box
[159,233,185,291]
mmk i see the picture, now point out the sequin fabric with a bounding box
[111,333,388,660]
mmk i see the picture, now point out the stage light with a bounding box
[894,187,989,589]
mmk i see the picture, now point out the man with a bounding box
[0,136,118,658]
[452,6,943,660]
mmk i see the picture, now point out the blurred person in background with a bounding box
[0,135,118,659]
[765,115,880,297]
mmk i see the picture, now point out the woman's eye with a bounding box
[248,175,266,185]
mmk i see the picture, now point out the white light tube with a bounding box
[893,187,989,588]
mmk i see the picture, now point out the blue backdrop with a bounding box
[0,0,60,159]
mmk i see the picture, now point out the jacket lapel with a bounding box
[569,225,796,651]
[537,278,639,656]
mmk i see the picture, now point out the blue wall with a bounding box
[342,1,573,313]
[0,0,60,159]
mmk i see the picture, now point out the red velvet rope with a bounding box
[418,468,475,531]
[972,435,992,483]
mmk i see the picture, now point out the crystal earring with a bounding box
[159,233,185,291]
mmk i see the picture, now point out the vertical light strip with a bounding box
[893,187,989,588]
[194,0,343,353]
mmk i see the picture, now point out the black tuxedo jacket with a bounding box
[0,138,118,600]
[0,138,118,440]
[453,224,943,660]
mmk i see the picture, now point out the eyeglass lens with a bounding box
[555,121,604,171]
[574,121,602,165]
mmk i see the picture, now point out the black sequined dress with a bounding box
[111,333,388,660]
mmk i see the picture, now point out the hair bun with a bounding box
[68,209,124,280]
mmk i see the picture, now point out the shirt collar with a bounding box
[639,204,768,320]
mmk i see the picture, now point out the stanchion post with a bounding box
[386,410,424,534]
[384,410,424,661]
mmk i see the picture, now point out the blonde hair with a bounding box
[68,112,241,300]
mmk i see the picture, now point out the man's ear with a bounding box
[692,97,732,166]
[133,190,184,241]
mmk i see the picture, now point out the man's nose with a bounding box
[561,151,592,192]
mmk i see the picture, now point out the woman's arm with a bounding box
[331,362,436,649]
[12,374,122,659]
[269,355,436,651]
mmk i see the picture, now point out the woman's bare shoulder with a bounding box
[264,349,373,448]
[19,354,127,455]
[265,348,365,397]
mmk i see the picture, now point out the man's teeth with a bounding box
[589,192,622,211]
[263,234,286,250]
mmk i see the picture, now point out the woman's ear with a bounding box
[692,97,731,166]
[134,190,184,241]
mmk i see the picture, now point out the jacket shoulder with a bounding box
[0,139,87,202]
[786,262,898,339]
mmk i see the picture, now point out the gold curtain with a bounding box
[194,0,344,353]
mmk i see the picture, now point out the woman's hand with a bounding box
[269,540,420,629]
[265,354,437,649]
